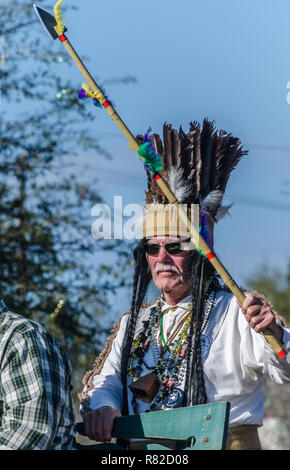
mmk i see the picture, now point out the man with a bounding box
[0,298,76,449]
[79,121,290,450]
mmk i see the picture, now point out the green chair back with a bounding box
[77,401,230,450]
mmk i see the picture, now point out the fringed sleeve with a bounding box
[79,311,130,411]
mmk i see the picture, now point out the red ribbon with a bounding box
[206,251,216,260]
[59,34,67,43]
[102,100,110,109]
[277,349,287,359]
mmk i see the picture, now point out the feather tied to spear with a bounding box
[54,0,65,35]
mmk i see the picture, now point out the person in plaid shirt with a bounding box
[0,299,76,450]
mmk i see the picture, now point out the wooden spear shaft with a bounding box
[55,28,287,359]
[55,29,139,152]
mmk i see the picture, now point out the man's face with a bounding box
[145,236,193,296]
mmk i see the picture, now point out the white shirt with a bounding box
[84,291,290,427]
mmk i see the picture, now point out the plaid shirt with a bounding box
[0,300,76,450]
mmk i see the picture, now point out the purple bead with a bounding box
[78,88,87,100]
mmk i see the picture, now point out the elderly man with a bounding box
[79,121,290,450]
[0,299,76,449]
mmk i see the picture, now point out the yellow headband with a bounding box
[142,203,200,243]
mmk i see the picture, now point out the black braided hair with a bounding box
[120,239,152,415]
[120,240,219,415]
[190,258,208,405]
[181,249,220,406]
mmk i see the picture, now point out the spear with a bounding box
[33,4,287,359]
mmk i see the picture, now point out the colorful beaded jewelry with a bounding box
[127,280,217,413]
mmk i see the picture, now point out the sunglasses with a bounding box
[144,239,192,256]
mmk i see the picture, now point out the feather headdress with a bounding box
[139,119,247,244]
[139,119,247,219]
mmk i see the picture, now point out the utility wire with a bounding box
[247,143,290,153]
[230,194,290,213]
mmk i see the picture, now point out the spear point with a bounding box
[33,4,67,40]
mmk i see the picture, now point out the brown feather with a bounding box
[179,126,195,186]
[163,124,173,172]
[209,131,221,191]
[171,128,181,168]
[215,133,247,192]
[200,119,215,196]
[189,121,201,197]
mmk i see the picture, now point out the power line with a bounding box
[247,143,290,153]
[230,194,290,213]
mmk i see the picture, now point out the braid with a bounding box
[120,260,140,413]
[183,251,217,406]
[182,253,202,405]
[191,257,207,405]
[120,239,152,415]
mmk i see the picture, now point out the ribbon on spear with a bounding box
[33,2,287,359]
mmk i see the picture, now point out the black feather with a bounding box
[200,119,215,197]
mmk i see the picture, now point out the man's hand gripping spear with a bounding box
[33,2,287,359]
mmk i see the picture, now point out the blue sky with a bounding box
[39,0,290,299]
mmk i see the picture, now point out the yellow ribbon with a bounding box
[82,83,105,104]
[54,0,65,35]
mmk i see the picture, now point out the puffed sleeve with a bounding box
[237,297,290,383]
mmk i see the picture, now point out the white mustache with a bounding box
[154,264,180,275]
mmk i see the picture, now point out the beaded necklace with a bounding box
[127,280,217,413]
[159,308,192,354]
